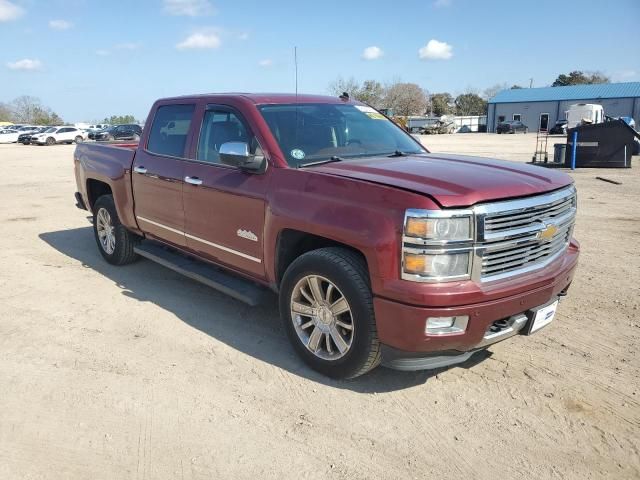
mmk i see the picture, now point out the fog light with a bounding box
[426,315,469,335]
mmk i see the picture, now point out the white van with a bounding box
[566,103,604,129]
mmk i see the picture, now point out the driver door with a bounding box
[182,105,269,278]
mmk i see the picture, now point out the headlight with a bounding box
[402,209,474,282]
[405,216,471,241]
[404,251,470,278]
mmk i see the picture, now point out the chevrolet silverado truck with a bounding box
[74,94,579,379]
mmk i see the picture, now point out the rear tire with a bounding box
[279,247,381,379]
[93,195,140,265]
[75,136,83,144]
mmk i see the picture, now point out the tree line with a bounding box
[328,70,610,118]
[0,96,64,125]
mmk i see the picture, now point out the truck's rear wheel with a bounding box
[279,247,381,379]
[93,195,139,265]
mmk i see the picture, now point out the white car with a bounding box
[31,126,87,146]
[0,129,20,143]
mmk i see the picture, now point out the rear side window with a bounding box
[147,104,195,157]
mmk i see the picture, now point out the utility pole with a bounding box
[529,78,534,88]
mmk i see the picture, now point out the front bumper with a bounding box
[374,246,578,370]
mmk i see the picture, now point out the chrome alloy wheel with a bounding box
[96,207,116,255]
[290,275,354,361]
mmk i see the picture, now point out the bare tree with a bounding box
[327,77,362,99]
[483,83,509,100]
[11,96,42,123]
[383,83,428,117]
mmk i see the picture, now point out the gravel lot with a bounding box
[1,135,638,479]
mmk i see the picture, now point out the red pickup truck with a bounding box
[74,93,579,378]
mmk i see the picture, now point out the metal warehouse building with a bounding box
[487,82,640,133]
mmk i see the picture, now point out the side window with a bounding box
[498,115,505,122]
[197,109,253,164]
[147,104,195,157]
[58,127,70,133]
[513,114,521,121]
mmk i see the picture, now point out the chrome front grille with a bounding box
[473,186,577,282]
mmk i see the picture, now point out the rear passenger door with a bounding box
[132,103,195,247]
[182,105,269,278]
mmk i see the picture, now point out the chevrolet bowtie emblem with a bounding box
[537,223,558,242]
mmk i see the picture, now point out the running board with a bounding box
[133,241,270,306]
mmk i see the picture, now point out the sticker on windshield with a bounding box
[355,105,385,119]
[290,149,306,160]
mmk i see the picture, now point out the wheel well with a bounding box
[275,229,368,286]
[86,179,112,210]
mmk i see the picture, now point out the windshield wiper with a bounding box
[297,156,343,168]
[387,150,408,157]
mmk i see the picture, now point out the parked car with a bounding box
[496,120,529,134]
[93,124,142,142]
[0,129,20,143]
[549,120,568,135]
[18,126,49,144]
[74,93,579,379]
[31,126,87,145]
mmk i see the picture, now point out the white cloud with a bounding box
[258,59,273,67]
[176,32,221,50]
[7,58,42,71]
[95,49,110,56]
[0,0,23,22]
[163,0,214,16]
[362,46,383,60]
[418,39,453,60]
[49,19,73,30]
[238,32,249,41]
[433,0,452,7]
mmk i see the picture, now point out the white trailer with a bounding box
[566,103,604,129]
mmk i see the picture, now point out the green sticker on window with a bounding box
[291,149,305,160]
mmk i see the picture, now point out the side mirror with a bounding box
[167,121,175,129]
[219,142,265,173]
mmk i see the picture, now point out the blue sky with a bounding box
[1,0,638,122]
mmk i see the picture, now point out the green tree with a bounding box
[357,80,385,108]
[454,93,487,116]
[327,78,385,108]
[0,102,12,122]
[429,93,454,116]
[511,85,524,89]
[103,115,137,125]
[552,70,610,87]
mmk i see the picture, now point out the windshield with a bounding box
[258,103,426,166]
[43,127,57,133]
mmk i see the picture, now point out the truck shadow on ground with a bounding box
[40,226,491,393]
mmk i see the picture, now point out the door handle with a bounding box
[185,176,203,186]
[134,166,147,174]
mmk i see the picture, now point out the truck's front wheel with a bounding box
[279,248,381,379]
[93,195,139,265]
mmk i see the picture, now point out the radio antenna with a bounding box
[294,46,300,158]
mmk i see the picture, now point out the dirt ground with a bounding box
[1,135,638,479]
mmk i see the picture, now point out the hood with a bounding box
[310,153,573,208]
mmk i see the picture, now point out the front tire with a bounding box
[46,137,55,146]
[93,195,140,265]
[279,247,381,379]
